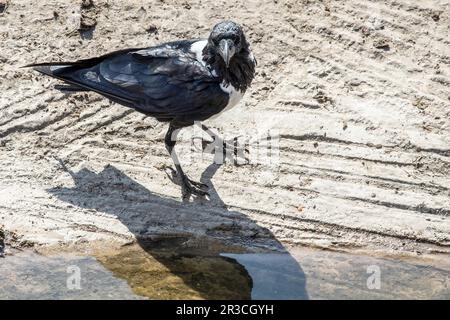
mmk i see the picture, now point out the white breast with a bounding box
[220,82,243,113]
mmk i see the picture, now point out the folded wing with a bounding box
[29,41,229,122]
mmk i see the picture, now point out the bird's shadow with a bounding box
[48,159,309,299]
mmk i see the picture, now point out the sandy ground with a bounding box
[0,0,449,259]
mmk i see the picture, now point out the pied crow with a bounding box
[27,21,257,199]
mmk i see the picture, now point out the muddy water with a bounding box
[0,237,449,300]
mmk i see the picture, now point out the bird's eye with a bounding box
[229,34,240,44]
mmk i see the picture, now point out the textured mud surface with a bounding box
[0,1,449,260]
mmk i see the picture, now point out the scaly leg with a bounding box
[165,122,209,199]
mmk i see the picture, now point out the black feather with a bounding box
[26,41,232,121]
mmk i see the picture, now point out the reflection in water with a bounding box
[47,161,308,299]
[1,244,448,300]
[223,253,308,299]
[97,239,253,300]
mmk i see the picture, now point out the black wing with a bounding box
[27,40,229,122]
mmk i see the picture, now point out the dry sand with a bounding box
[0,0,449,260]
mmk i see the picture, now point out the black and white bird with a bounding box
[28,21,256,199]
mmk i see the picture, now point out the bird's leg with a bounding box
[198,123,249,164]
[165,123,209,199]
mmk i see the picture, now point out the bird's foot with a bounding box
[164,167,209,199]
[181,175,209,200]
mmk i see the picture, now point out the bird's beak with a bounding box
[218,39,236,68]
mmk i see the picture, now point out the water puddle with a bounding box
[0,237,448,299]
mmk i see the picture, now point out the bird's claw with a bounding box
[181,176,209,199]
[164,166,209,199]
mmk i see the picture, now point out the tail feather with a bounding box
[23,47,140,73]
[24,62,87,93]
[24,63,72,78]
[54,84,89,92]
[24,47,143,107]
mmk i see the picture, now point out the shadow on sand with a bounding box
[48,160,309,299]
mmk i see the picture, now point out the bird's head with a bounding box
[207,21,246,68]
